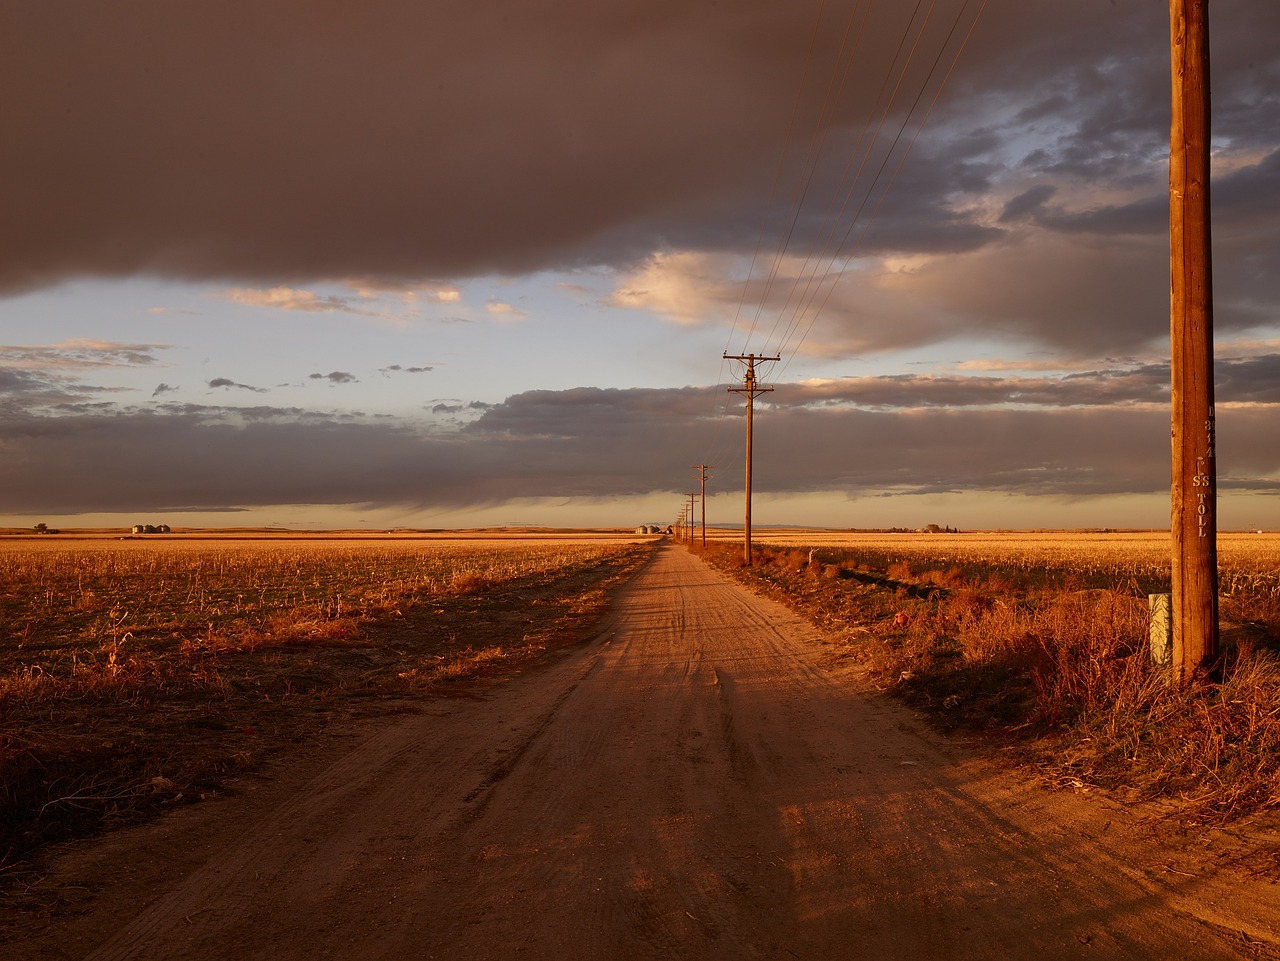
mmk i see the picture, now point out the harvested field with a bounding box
[696,531,1280,826]
[708,528,1280,595]
[0,531,657,875]
[10,543,1280,960]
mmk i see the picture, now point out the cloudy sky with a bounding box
[3,0,1279,531]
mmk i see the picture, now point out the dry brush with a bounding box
[0,535,655,876]
[699,533,1280,825]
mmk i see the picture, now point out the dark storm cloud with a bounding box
[1217,355,1280,404]
[1030,150,1280,241]
[310,371,358,385]
[5,370,1277,515]
[154,402,329,423]
[5,1,1275,297]
[0,367,47,396]
[208,378,267,393]
[382,365,434,375]
[0,361,131,410]
[466,386,718,437]
[0,0,843,290]
[782,358,1280,410]
[1214,151,1280,235]
[998,148,1280,340]
[0,340,171,370]
[0,0,1277,435]
[779,366,1170,410]
[0,367,90,407]
[999,186,1057,225]
[431,400,493,416]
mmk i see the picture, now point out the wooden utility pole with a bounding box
[687,493,698,544]
[1169,0,1218,682]
[692,465,715,548]
[725,353,780,566]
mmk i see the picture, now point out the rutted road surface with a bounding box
[23,545,1280,959]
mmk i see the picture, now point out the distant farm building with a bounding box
[131,524,171,534]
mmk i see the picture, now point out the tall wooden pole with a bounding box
[1169,0,1218,682]
[725,353,779,566]
[746,394,755,562]
[692,465,714,548]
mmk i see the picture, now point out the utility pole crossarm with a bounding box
[723,353,781,400]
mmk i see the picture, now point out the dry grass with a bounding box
[698,534,1280,825]
[0,533,656,875]
[708,529,1280,596]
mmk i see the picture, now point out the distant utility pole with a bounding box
[687,493,698,544]
[1169,0,1218,682]
[725,352,780,566]
[692,465,715,548]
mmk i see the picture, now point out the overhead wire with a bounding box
[758,0,929,356]
[738,0,873,354]
[702,0,835,490]
[694,0,987,518]
[769,0,941,360]
[723,0,831,362]
[775,0,989,375]
[701,0,883,510]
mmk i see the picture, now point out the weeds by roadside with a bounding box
[0,538,654,880]
[697,540,1280,826]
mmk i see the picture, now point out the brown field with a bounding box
[696,530,1280,829]
[0,531,658,875]
[6,526,1279,887]
[707,528,1280,591]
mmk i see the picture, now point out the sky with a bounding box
[3,0,1279,532]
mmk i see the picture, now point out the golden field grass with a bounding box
[7,526,1279,878]
[698,530,1280,832]
[0,532,657,876]
[707,528,1280,593]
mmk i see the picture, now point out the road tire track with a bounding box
[13,544,1280,960]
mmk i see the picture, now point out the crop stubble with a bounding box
[0,532,656,875]
[698,530,1280,828]
[5,529,1278,889]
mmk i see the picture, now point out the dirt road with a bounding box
[16,545,1280,959]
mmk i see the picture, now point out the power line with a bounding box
[760,0,931,355]
[727,0,987,371]
[741,0,878,354]
[725,0,837,359]
[724,353,780,565]
[775,0,988,369]
[696,1,988,536]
